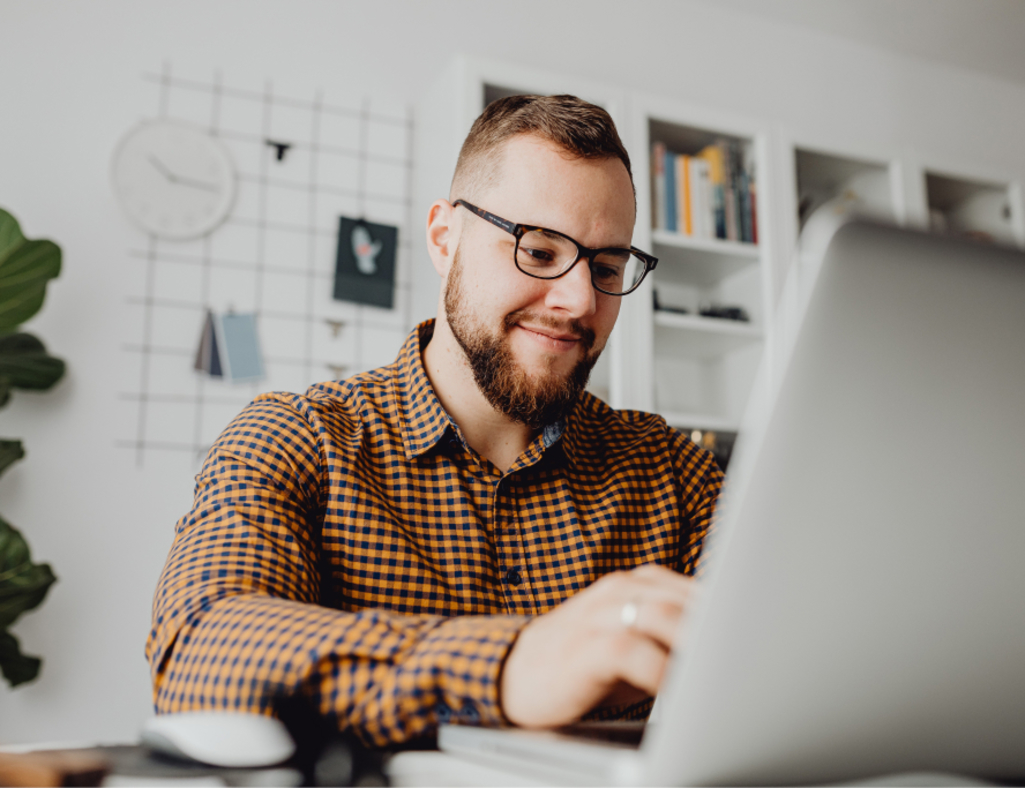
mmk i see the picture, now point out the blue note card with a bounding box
[218,312,265,383]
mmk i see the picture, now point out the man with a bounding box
[147,95,723,747]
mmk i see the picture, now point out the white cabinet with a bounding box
[414,56,1025,464]
[630,95,774,435]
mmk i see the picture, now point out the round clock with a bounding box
[111,119,237,240]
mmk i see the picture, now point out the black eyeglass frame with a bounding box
[453,199,658,296]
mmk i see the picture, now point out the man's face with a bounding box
[443,134,635,428]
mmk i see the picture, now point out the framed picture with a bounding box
[333,217,398,309]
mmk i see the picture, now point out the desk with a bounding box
[385,750,546,787]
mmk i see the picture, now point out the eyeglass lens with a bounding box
[516,229,647,294]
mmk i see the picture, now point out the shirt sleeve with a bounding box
[145,394,528,747]
[669,429,725,576]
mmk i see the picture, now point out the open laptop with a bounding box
[435,219,1025,786]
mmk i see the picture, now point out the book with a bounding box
[665,150,678,233]
[697,143,726,240]
[650,137,758,245]
[679,154,692,236]
[692,157,710,239]
[652,142,666,231]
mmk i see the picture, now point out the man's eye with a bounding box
[520,246,558,265]
[591,263,623,283]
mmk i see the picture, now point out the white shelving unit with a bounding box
[414,56,1025,470]
[630,95,774,434]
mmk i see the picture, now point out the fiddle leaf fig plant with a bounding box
[0,207,62,687]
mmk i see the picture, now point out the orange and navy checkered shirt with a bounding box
[147,320,723,747]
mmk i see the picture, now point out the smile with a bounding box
[516,324,582,353]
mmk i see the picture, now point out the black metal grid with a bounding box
[117,63,415,466]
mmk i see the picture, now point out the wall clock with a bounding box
[111,119,236,240]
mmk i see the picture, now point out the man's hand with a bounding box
[499,564,699,728]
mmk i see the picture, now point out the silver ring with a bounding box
[620,601,639,630]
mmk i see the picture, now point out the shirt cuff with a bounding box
[403,613,530,729]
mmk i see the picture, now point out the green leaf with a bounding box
[0,515,56,632]
[0,209,26,266]
[0,332,65,392]
[0,239,62,332]
[0,630,41,687]
[0,440,23,478]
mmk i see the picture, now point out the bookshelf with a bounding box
[631,96,773,438]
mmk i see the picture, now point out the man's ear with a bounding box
[426,199,458,277]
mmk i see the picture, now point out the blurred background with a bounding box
[2,0,1024,745]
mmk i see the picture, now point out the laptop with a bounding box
[435,219,1025,786]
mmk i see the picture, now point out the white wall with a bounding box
[3,0,1025,745]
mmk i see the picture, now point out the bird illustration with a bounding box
[352,225,382,275]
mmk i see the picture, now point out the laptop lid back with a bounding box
[646,221,1025,785]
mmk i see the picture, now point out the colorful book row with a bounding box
[651,139,758,244]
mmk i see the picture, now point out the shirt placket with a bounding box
[491,474,535,615]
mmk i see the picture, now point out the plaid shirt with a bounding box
[147,320,723,747]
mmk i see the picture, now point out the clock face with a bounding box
[111,119,236,240]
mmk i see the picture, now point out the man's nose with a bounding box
[543,258,596,317]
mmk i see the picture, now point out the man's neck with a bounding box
[421,319,537,473]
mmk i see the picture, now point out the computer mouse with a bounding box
[140,711,296,768]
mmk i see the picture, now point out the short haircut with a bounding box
[450,94,634,203]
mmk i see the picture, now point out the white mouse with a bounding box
[140,711,296,768]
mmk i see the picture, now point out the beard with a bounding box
[444,249,603,430]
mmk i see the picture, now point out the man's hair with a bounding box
[450,94,634,203]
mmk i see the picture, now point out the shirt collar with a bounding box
[398,320,455,459]
[397,319,569,462]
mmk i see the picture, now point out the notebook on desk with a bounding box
[438,219,1025,786]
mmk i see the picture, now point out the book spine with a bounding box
[744,145,758,245]
[665,150,678,233]
[696,158,711,239]
[652,142,666,231]
[722,140,738,242]
[739,167,751,243]
[680,155,692,236]
[750,179,758,245]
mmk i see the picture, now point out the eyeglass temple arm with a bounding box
[454,199,518,236]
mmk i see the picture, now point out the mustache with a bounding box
[502,309,597,351]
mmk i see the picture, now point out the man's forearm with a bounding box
[149,591,528,746]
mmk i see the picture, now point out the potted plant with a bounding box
[0,207,64,687]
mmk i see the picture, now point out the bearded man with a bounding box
[147,94,723,746]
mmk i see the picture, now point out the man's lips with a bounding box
[516,324,583,351]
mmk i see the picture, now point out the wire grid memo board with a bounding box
[117,64,416,467]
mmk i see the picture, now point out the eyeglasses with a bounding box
[453,199,657,296]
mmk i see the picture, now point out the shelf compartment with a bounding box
[651,229,760,289]
[795,147,895,231]
[653,311,762,360]
[925,171,1015,245]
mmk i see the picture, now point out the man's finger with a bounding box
[609,635,670,697]
[614,595,687,650]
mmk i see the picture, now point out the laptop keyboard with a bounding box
[555,721,646,748]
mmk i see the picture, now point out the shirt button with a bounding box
[503,568,522,585]
[460,701,480,725]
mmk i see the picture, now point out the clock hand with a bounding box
[148,155,176,181]
[148,155,219,192]
[172,174,220,192]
